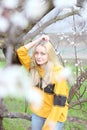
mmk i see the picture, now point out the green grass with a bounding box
[64,63,87,130]
[64,121,86,130]
[0,61,31,130]
[3,118,30,130]
[3,97,31,130]
[3,96,87,130]
[0,60,6,68]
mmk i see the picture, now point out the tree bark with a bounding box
[0,98,7,130]
[0,117,4,130]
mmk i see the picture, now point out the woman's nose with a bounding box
[37,53,41,58]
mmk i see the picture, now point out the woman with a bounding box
[17,34,69,130]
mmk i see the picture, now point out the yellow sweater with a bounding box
[17,46,69,129]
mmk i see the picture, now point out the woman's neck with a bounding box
[38,63,47,69]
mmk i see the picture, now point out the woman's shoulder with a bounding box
[53,65,63,72]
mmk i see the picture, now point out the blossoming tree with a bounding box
[0,0,87,129]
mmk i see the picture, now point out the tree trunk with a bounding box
[0,98,8,130]
[0,117,4,130]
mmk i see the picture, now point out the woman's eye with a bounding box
[35,52,46,55]
[41,52,46,55]
[35,52,38,55]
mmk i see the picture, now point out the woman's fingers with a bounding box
[41,34,49,41]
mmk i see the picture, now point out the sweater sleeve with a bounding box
[16,46,31,70]
[42,74,69,130]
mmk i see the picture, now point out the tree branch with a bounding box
[68,69,87,103]
[0,111,31,121]
[23,7,80,42]
[70,98,87,108]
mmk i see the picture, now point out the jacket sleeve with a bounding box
[42,76,69,130]
[16,46,31,70]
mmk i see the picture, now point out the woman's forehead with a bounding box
[36,44,46,50]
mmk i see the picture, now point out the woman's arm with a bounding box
[42,77,69,130]
[24,34,49,50]
[17,34,49,70]
[16,46,31,70]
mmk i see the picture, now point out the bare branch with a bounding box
[68,69,87,103]
[70,98,87,108]
[68,116,87,124]
[23,7,80,42]
[0,111,31,121]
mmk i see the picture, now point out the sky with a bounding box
[44,14,87,33]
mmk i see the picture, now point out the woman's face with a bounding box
[34,45,48,67]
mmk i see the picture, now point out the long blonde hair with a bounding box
[30,41,61,87]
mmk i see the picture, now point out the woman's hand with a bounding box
[24,34,49,50]
[39,34,49,42]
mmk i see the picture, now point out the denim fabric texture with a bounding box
[31,113,64,130]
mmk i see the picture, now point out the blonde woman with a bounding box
[17,34,69,130]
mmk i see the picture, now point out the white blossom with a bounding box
[0,7,3,15]
[53,0,77,9]
[48,121,57,130]
[0,65,43,109]
[11,12,28,29]
[81,2,87,20]
[0,16,9,32]
[24,0,49,21]
[60,36,64,40]
[64,60,67,63]
[2,0,19,9]
[70,42,75,45]
[56,67,72,81]
[26,88,43,110]
[75,63,79,66]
